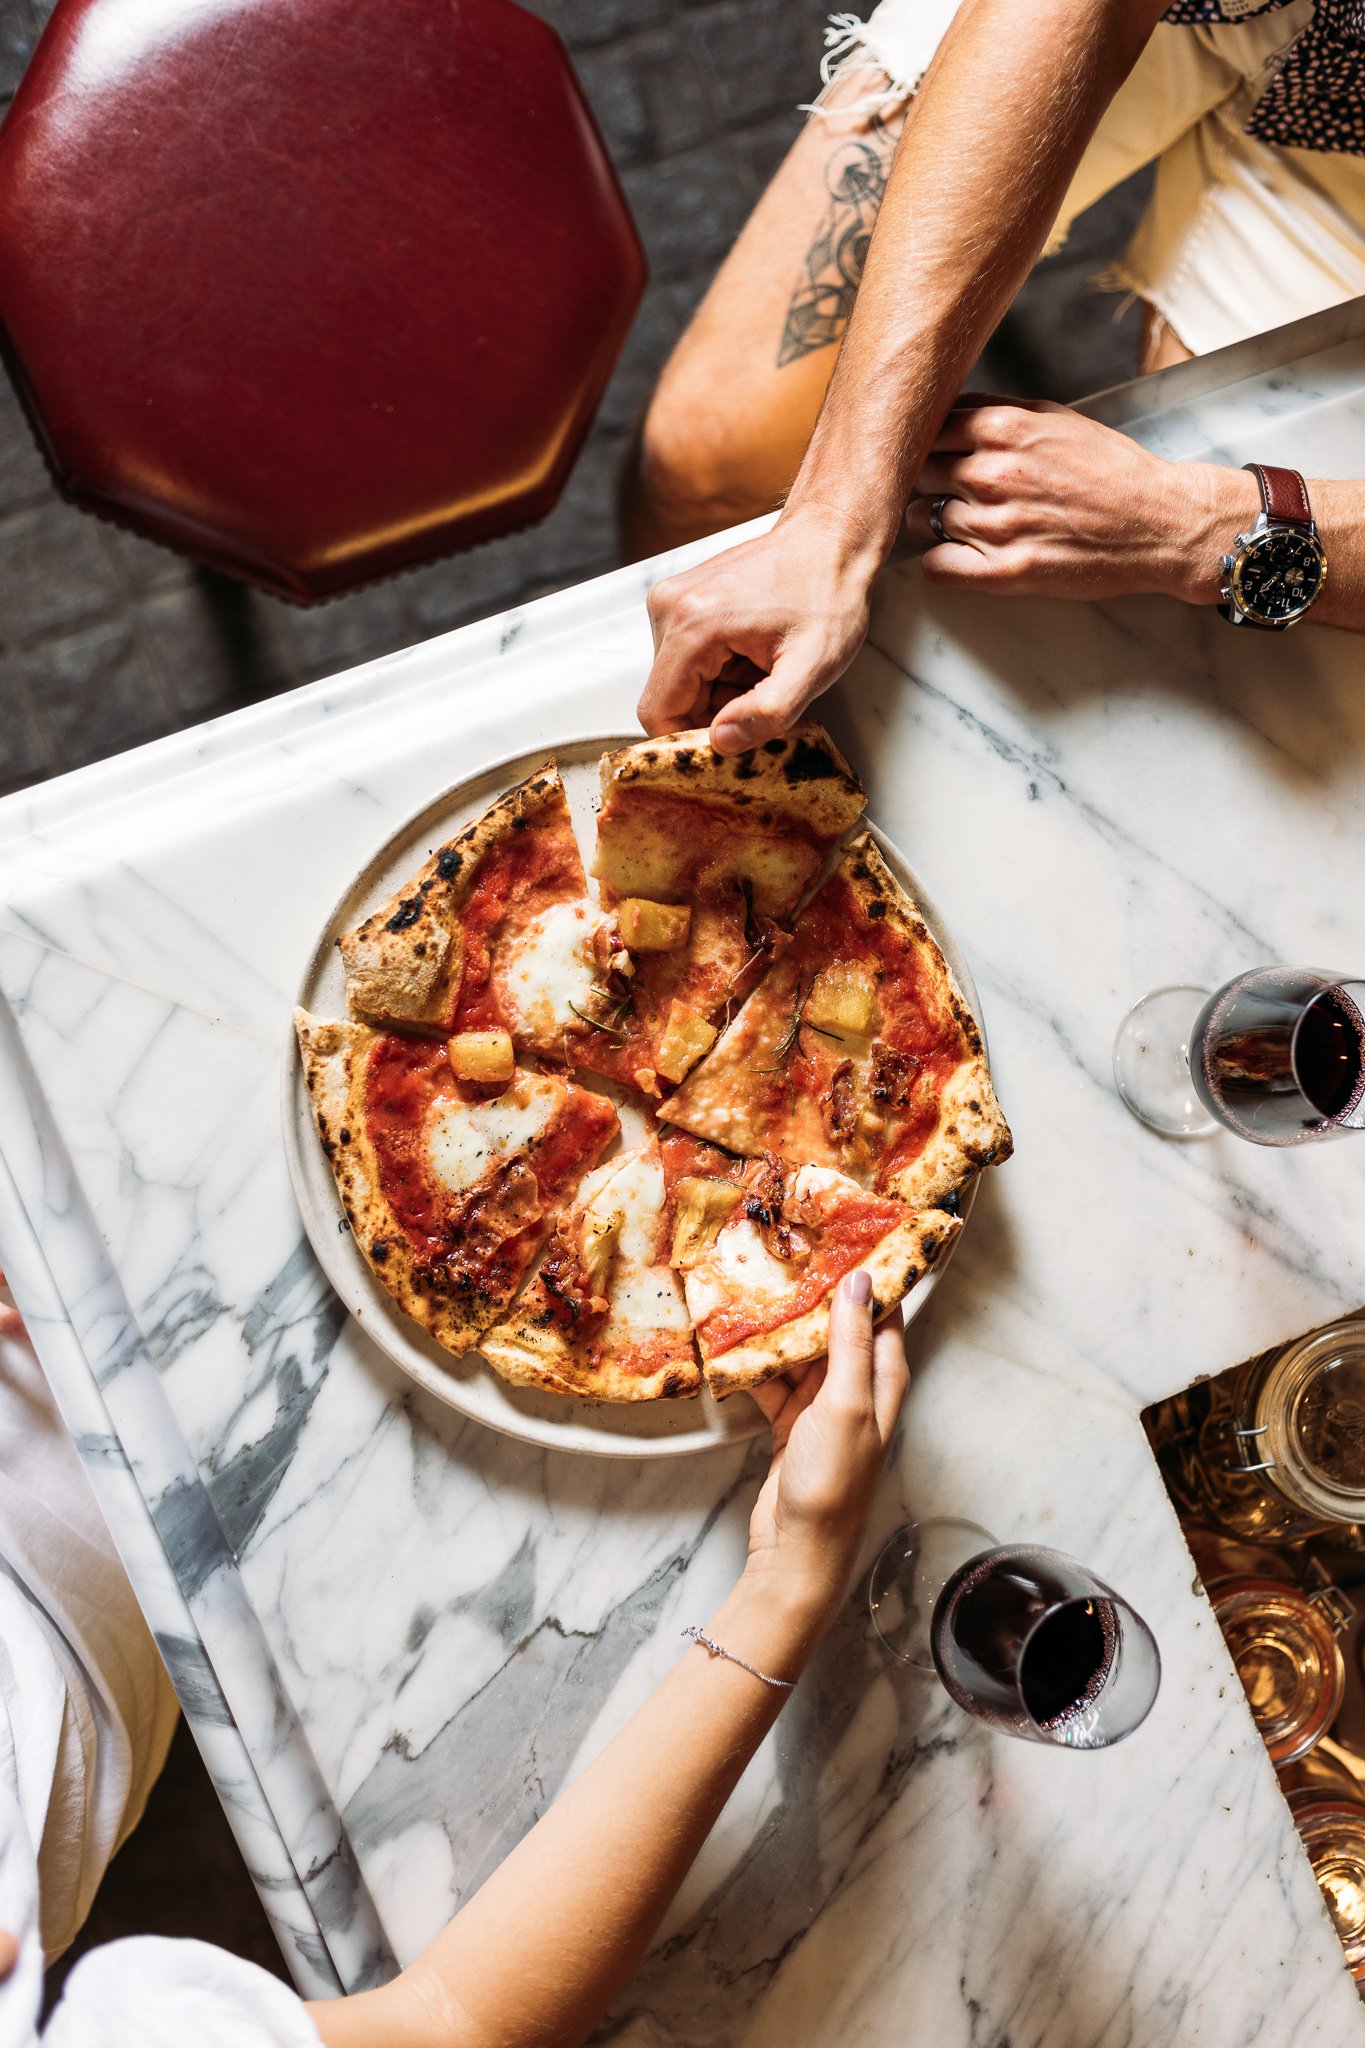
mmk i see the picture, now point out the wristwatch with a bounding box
[1219,463,1326,628]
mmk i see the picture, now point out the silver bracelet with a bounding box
[681,1625,796,1691]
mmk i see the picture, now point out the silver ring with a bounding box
[929,494,957,544]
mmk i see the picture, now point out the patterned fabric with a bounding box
[1162,0,1365,155]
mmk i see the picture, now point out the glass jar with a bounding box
[1191,1318,1365,1545]
[1278,1743,1364,1806]
[1208,1575,1346,1764]
[1290,1796,1365,1980]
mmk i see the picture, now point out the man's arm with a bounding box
[902,398,1365,631]
[638,0,1173,752]
[309,1283,905,2048]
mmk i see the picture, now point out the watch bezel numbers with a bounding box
[1230,526,1327,626]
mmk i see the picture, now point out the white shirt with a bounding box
[0,1299,319,2047]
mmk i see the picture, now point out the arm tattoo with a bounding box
[777,122,901,367]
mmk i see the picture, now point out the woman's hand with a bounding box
[743,1270,908,1629]
[636,505,880,754]
[905,397,1260,606]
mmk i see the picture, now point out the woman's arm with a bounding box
[636,0,1174,752]
[309,1274,906,2048]
[903,398,1365,629]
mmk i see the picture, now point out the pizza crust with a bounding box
[339,766,574,1030]
[593,722,865,915]
[596,721,864,844]
[295,1009,519,1355]
[696,1206,962,1399]
[839,837,1012,1205]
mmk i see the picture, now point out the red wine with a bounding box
[1020,1601,1115,1726]
[1193,970,1365,1145]
[932,1546,1118,1736]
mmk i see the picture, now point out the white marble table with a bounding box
[4,300,1365,2043]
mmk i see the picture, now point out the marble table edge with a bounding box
[0,994,377,1998]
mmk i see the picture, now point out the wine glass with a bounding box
[1113,968,1365,1142]
[869,1522,1161,1749]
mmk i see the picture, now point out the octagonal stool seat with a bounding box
[0,0,646,601]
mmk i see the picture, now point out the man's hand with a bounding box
[637,506,880,753]
[906,397,1260,605]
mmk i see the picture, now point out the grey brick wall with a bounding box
[0,0,1143,797]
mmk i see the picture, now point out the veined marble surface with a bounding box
[3,304,1365,2042]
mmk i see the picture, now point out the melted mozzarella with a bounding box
[426,1073,562,1192]
[500,901,605,1039]
[587,1147,689,1335]
[685,1217,795,1324]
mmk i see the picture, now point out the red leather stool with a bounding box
[0,0,645,601]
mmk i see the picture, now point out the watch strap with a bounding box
[1243,462,1312,527]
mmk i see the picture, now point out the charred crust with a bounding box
[938,1189,963,1217]
[661,1370,690,1398]
[762,738,785,755]
[339,1128,351,1145]
[782,737,838,783]
[371,1240,389,1262]
[734,759,758,779]
[386,897,424,933]
[435,847,463,881]
[413,944,426,958]
[919,1234,940,1259]
[867,900,887,920]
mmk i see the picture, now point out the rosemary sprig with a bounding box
[752,980,843,1068]
[569,1001,625,1041]
[588,983,633,1029]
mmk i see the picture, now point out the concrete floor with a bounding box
[0,0,1147,2005]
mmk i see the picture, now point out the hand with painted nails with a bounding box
[744,1270,909,1629]
[636,506,878,756]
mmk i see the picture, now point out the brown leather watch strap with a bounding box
[1244,462,1313,526]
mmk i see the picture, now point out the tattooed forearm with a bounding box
[777,120,902,367]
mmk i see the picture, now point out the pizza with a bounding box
[296,727,1011,1403]
[659,835,1012,1207]
[481,1139,700,1402]
[294,1011,618,1353]
[667,1149,963,1399]
[338,766,633,1069]
[579,725,866,1092]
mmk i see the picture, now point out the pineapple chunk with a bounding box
[670,1178,744,1270]
[447,1029,515,1084]
[581,1208,623,1296]
[655,1001,717,1085]
[806,962,879,1039]
[617,897,692,953]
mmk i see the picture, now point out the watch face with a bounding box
[1232,527,1326,624]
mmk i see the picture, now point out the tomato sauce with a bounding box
[738,872,962,1177]
[602,789,824,902]
[700,1191,907,1356]
[363,1035,617,1295]
[448,812,587,1034]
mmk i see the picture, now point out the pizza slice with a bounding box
[295,1010,619,1356]
[578,724,866,1092]
[659,834,1011,1208]
[669,1151,962,1398]
[338,766,633,1066]
[481,1139,700,1402]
